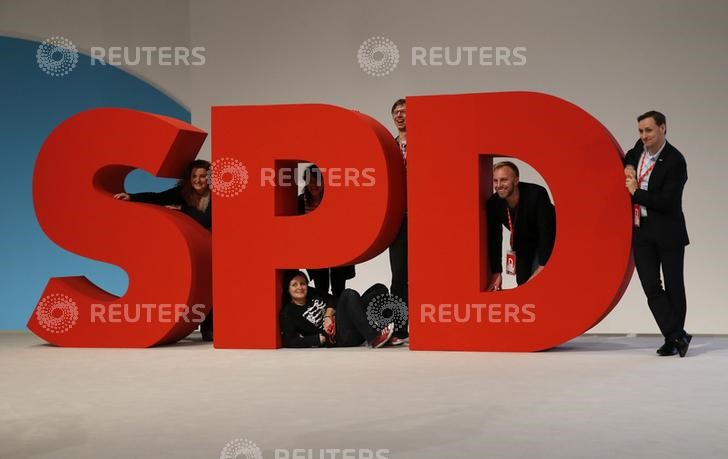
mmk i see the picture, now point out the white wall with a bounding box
[3,0,727,333]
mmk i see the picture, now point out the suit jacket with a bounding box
[624,139,689,248]
[486,182,556,277]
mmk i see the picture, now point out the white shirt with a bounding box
[638,141,666,217]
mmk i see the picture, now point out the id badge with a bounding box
[506,250,517,275]
[633,204,641,228]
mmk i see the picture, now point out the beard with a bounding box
[497,188,512,198]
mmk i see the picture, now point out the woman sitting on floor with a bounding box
[279,270,393,348]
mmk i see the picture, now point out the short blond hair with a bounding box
[493,161,519,178]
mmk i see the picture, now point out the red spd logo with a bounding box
[27,92,633,350]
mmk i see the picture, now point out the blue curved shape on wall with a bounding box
[1,36,194,329]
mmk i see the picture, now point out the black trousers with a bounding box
[633,218,688,341]
[308,268,347,299]
[335,289,378,346]
[388,216,408,337]
[199,309,213,338]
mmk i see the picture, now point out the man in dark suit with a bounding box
[624,111,691,357]
[486,161,555,290]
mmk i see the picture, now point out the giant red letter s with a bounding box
[29,109,210,347]
[212,105,405,348]
[408,92,634,351]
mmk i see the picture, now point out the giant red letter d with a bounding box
[408,92,634,351]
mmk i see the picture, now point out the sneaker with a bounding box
[389,336,409,346]
[369,323,394,348]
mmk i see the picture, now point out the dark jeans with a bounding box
[335,289,379,346]
[388,217,409,337]
[633,219,688,341]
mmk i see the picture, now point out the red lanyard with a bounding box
[637,152,657,186]
[506,208,515,249]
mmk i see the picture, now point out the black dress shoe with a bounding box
[656,341,677,356]
[673,334,691,358]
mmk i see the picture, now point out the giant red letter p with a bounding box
[212,104,405,348]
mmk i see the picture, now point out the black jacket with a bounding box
[279,290,334,348]
[486,182,556,282]
[623,139,689,248]
[131,186,211,230]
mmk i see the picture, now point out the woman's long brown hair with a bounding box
[179,159,211,210]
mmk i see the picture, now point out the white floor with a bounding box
[1,331,727,459]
